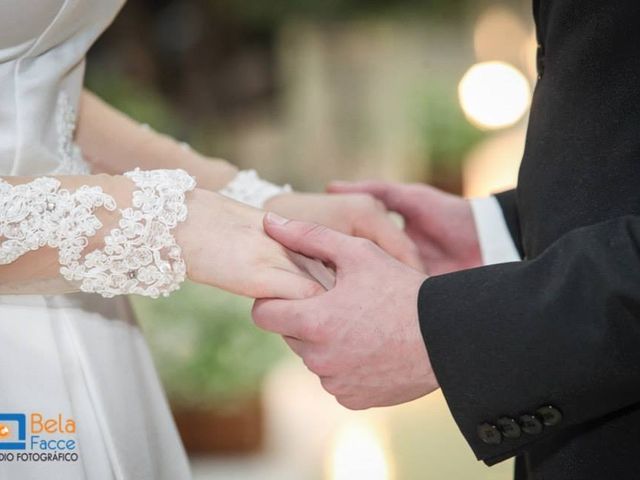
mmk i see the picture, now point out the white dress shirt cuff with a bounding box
[470,196,521,265]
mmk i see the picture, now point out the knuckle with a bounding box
[313,317,335,344]
[303,281,325,298]
[337,396,368,411]
[251,309,270,331]
[303,223,329,240]
[351,237,377,255]
[251,301,285,333]
[253,316,268,331]
[251,302,264,322]
[305,355,328,375]
[320,377,341,395]
[352,194,378,212]
[373,198,386,211]
[320,357,337,376]
[298,318,321,341]
[358,193,376,206]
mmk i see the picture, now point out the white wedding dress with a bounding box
[0,1,191,479]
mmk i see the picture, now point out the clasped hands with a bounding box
[252,181,482,409]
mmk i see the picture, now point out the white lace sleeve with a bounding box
[0,169,196,298]
[219,170,291,209]
[0,177,116,264]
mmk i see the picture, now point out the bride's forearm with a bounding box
[0,169,326,300]
[76,90,238,190]
[76,91,300,213]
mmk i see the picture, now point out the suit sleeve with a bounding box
[418,215,640,465]
[494,189,525,258]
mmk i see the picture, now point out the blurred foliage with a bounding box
[86,71,180,136]
[89,0,499,169]
[132,283,285,410]
[212,0,476,26]
[417,82,485,173]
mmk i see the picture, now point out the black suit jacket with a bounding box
[418,1,640,478]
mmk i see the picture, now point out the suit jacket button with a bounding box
[519,414,544,435]
[497,417,522,439]
[477,423,502,445]
[536,406,562,426]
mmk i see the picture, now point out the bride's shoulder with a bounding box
[0,0,124,59]
[0,0,62,52]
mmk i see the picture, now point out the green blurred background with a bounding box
[87,0,534,478]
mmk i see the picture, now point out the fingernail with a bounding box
[265,212,289,225]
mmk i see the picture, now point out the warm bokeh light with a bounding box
[523,30,540,81]
[463,124,526,197]
[458,61,531,130]
[328,419,392,480]
[473,6,529,65]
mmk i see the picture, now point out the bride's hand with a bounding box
[176,189,327,299]
[264,192,423,271]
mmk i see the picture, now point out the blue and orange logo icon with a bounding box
[0,414,26,450]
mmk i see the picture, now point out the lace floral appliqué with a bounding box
[0,169,195,299]
[219,170,291,209]
[0,177,116,265]
[60,169,196,298]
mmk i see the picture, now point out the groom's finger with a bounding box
[283,338,335,377]
[329,180,428,221]
[282,335,309,358]
[327,180,406,212]
[356,215,423,271]
[252,298,320,341]
[263,213,354,264]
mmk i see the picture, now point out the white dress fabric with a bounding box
[0,1,191,479]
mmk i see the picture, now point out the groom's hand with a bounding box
[328,181,481,275]
[252,213,439,410]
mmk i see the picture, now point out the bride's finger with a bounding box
[288,252,336,290]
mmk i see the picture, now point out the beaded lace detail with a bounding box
[0,169,195,299]
[219,170,291,209]
[60,169,196,298]
[52,92,91,175]
[0,177,116,265]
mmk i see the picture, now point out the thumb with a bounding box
[263,212,352,264]
[327,180,414,215]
